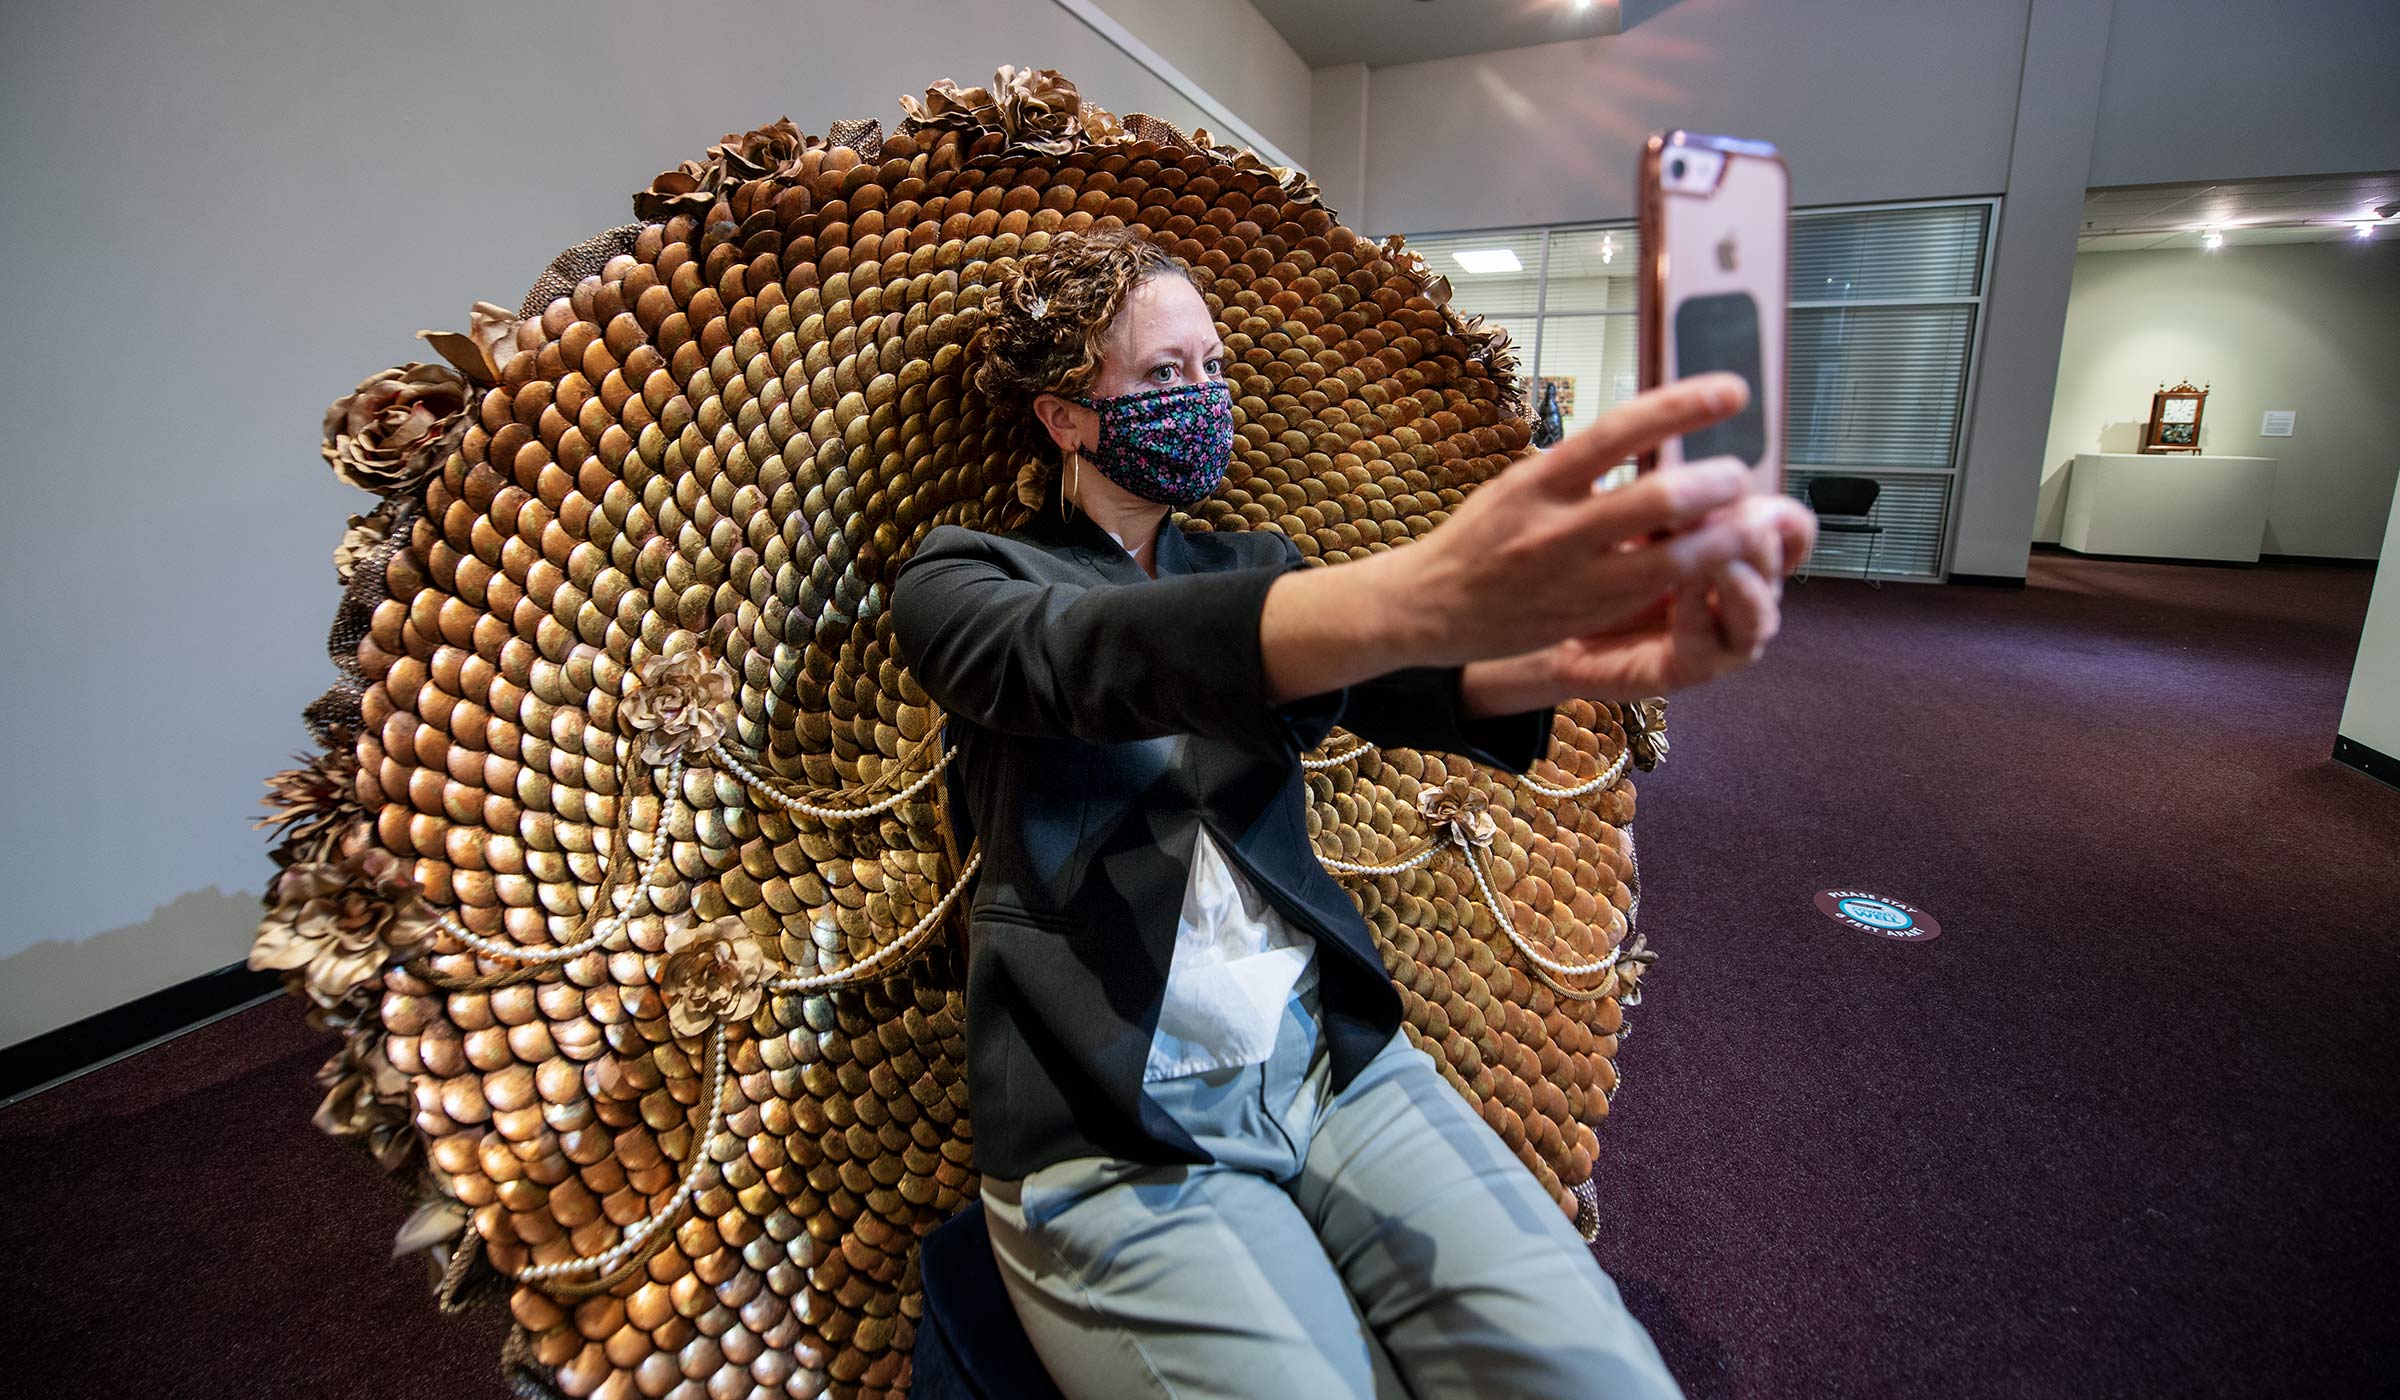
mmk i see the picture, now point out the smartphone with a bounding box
[1637,130,1788,492]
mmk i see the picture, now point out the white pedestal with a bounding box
[2060,453,2278,563]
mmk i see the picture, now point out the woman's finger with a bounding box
[1579,457,1753,546]
[1668,579,1724,685]
[1714,494,1787,583]
[1600,516,1755,599]
[1710,558,1779,659]
[1765,494,1818,578]
[1520,373,1751,499]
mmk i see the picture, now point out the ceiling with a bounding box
[2079,172,2400,252]
[1247,0,1621,69]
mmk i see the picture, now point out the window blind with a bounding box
[1791,204,1990,303]
[1408,199,1993,579]
[1786,469,1951,579]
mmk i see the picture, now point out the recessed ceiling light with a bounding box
[2356,221,2376,239]
[1599,232,1616,264]
[1453,248,1524,274]
[2201,228,2224,250]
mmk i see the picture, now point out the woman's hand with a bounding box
[1388,373,1812,659]
[1458,490,1818,710]
[1259,372,1814,705]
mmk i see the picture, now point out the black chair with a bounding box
[910,1200,1067,1399]
[1801,475,1885,588]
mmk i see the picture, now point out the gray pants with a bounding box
[980,964,1682,1399]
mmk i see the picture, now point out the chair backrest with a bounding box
[1807,475,1880,518]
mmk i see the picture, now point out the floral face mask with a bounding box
[1072,379,1235,508]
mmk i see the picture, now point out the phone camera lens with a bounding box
[1667,157,1686,180]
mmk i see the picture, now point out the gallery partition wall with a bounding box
[1407,198,1999,581]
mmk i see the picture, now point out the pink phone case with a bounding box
[1637,131,1789,493]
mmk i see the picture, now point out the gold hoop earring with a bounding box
[1063,449,1081,519]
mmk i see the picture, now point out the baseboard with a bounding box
[1947,572,2026,589]
[2047,545,2259,569]
[0,962,283,1107]
[2034,543,2379,570]
[2334,735,2399,792]
[2262,553,2377,569]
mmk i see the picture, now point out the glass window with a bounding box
[1540,225,1641,313]
[1789,304,1977,469]
[1406,199,1994,579]
[1791,204,1990,303]
[1404,229,1544,317]
[1521,314,1639,440]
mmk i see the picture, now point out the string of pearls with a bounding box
[710,741,958,821]
[1303,738,1632,804]
[767,848,983,993]
[1514,748,1631,801]
[1462,838,1623,980]
[513,1023,730,1281]
[1317,843,1442,877]
[433,752,687,965]
[1301,743,1374,771]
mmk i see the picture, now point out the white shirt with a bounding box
[1142,828,1319,1082]
[1092,523,1320,1083]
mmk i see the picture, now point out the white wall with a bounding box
[2089,0,2400,188]
[1308,62,1371,226]
[1356,0,2400,239]
[2037,242,2400,560]
[1946,0,2114,579]
[1358,0,2030,235]
[1091,0,1313,164]
[0,0,1235,1049]
[2339,475,2400,762]
[13,0,2400,1047]
[1345,0,2400,581]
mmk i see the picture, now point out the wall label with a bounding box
[1812,890,1942,941]
[2260,410,2296,437]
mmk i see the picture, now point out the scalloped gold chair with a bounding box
[254,67,1671,1399]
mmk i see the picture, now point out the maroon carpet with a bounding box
[3,551,2392,1398]
[1606,552,2399,1398]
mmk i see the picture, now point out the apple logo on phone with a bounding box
[1716,233,1740,272]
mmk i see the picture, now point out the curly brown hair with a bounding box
[966,228,1207,530]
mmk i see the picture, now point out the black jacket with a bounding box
[889,505,1555,1181]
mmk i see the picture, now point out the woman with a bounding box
[891,230,1812,1398]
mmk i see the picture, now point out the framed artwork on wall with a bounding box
[1520,374,1576,418]
[2142,380,2209,453]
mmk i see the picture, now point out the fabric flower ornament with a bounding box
[707,116,811,181]
[1624,698,1671,772]
[1274,164,1323,206]
[658,915,772,1037]
[993,65,1082,153]
[900,76,1003,131]
[634,158,719,221]
[1610,933,1658,1007]
[256,738,366,863]
[416,301,526,385]
[332,510,391,584]
[1077,101,1125,145]
[313,1031,417,1174]
[249,846,438,1008]
[1417,778,1498,848]
[321,363,471,496]
[621,650,735,765]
